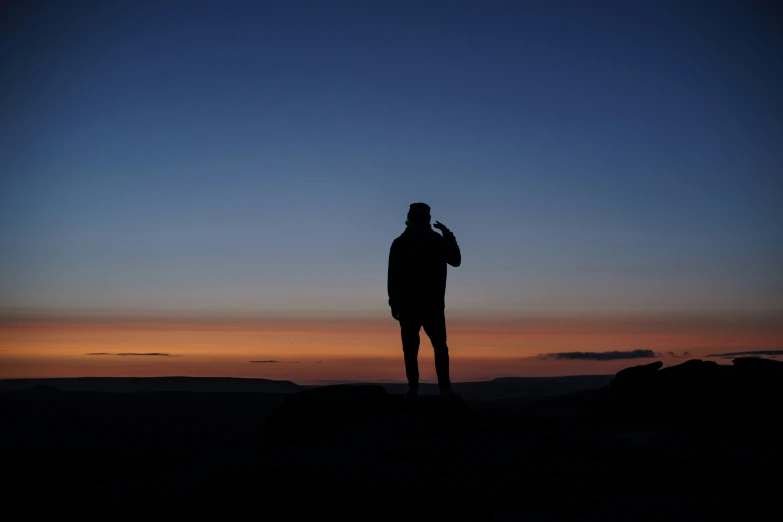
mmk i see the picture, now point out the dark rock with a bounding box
[263,385,476,448]
[734,356,783,379]
[595,356,783,433]
[729,357,783,437]
[597,360,727,428]
[610,361,662,389]
[734,357,783,399]
[653,359,725,416]
[389,393,476,435]
[655,359,721,390]
[263,384,388,447]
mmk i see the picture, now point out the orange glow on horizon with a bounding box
[1,315,781,384]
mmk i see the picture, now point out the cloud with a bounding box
[538,349,658,361]
[316,380,365,384]
[667,351,691,358]
[86,352,176,357]
[249,360,280,363]
[706,350,783,358]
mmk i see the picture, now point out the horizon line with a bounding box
[3,363,749,386]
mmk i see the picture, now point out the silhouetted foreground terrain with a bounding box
[0,374,613,400]
[2,358,781,520]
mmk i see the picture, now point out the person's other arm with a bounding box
[387,239,402,318]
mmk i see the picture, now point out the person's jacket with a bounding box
[387,224,461,312]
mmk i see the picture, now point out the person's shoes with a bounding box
[405,386,419,401]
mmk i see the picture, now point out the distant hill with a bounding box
[0,374,613,399]
[0,376,302,394]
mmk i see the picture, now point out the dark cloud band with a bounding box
[86,352,175,357]
[539,349,658,361]
[707,349,783,358]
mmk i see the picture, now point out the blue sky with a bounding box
[1,0,781,318]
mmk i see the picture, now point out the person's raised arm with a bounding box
[433,221,461,267]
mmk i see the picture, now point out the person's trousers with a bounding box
[399,309,451,391]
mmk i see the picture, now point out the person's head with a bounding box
[405,202,431,226]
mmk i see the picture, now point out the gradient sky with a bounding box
[1,1,782,382]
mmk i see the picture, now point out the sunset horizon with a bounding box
[2,0,781,385]
[3,310,780,384]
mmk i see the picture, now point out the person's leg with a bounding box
[400,315,422,394]
[422,310,451,393]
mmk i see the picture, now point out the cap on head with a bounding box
[407,202,431,225]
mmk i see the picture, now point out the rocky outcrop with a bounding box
[594,357,783,434]
[263,384,473,447]
[610,361,662,390]
[262,358,783,448]
[263,384,387,446]
[733,357,783,390]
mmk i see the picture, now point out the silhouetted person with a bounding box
[388,202,461,399]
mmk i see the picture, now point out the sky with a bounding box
[1,0,782,382]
